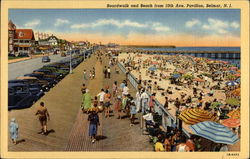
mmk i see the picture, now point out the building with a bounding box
[14,29,35,56]
[47,35,59,46]
[8,20,35,56]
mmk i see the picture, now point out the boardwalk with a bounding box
[8,54,152,151]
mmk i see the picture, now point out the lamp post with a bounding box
[69,47,72,74]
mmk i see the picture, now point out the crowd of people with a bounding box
[117,51,241,151]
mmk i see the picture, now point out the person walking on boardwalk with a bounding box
[103,66,107,78]
[141,89,150,114]
[97,89,105,107]
[88,108,100,143]
[107,67,111,79]
[114,96,122,119]
[81,89,92,113]
[135,90,142,112]
[81,83,87,94]
[83,70,87,80]
[35,102,50,135]
[104,89,112,118]
[112,81,118,98]
[130,98,137,126]
[9,118,19,144]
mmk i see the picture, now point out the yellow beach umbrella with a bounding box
[178,108,218,125]
[227,109,240,119]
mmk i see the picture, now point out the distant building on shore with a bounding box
[8,20,35,56]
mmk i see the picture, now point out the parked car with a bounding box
[33,69,63,81]
[15,76,50,92]
[8,83,40,110]
[24,73,56,88]
[42,66,68,76]
[42,56,51,63]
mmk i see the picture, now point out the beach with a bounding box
[117,51,241,151]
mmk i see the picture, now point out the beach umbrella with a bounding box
[236,78,240,83]
[183,74,194,80]
[226,98,240,106]
[221,118,240,128]
[189,121,239,145]
[148,66,157,71]
[228,70,237,74]
[193,78,205,82]
[227,109,240,119]
[151,61,158,65]
[214,71,223,74]
[230,67,238,70]
[233,74,241,77]
[231,88,240,96]
[178,108,218,125]
[236,70,241,73]
[172,73,181,79]
[210,102,223,109]
[226,81,238,86]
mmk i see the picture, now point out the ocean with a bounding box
[138,47,241,67]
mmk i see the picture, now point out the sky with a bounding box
[9,9,240,46]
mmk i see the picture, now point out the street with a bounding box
[9,54,71,80]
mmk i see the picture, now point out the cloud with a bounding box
[230,21,239,29]
[24,19,40,27]
[185,19,201,28]
[202,18,229,34]
[54,18,69,26]
[151,22,170,32]
[71,19,171,33]
[71,19,147,29]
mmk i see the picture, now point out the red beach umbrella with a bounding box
[222,118,240,128]
[193,78,205,82]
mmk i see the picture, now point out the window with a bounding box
[22,87,29,92]
[16,87,22,92]
[8,88,15,95]
[19,32,24,37]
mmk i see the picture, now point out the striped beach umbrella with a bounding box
[227,109,240,119]
[178,108,218,125]
[221,118,240,128]
[189,121,239,145]
[226,81,238,86]
[231,88,240,96]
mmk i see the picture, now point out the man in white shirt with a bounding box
[97,89,105,106]
[107,67,111,79]
[136,90,141,112]
[141,89,150,114]
[122,84,129,96]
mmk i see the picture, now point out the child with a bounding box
[93,96,99,112]
[9,118,19,144]
[130,97,137,126]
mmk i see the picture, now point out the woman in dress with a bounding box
[114,96,122,119]
[9,118,19,144]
